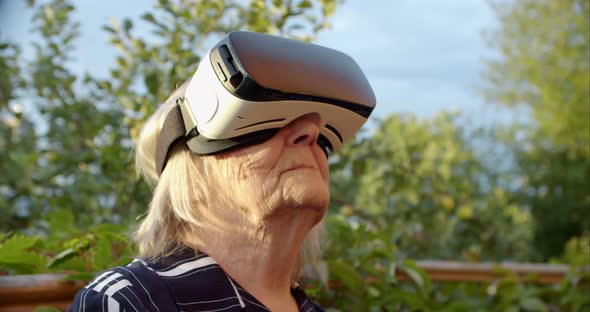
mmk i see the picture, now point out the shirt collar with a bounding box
[144,247,320,312]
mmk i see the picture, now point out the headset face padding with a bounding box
[156,31,376,175]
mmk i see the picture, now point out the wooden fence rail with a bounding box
[0,261,571,312]
[405,260,568,284]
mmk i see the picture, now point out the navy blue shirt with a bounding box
[68,248,324,312]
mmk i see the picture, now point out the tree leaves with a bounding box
[484,0,590,260]
[329,113,535,262]
[0,222,134,276]
[0,0,344,231]
[0,235,46,274]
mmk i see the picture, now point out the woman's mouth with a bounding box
[284,164,315,173]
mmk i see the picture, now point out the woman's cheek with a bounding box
[313,145,330,182]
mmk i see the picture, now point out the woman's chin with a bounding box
[282,179,330,213]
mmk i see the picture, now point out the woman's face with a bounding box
[214,113,330,222]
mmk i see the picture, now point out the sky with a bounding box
[0,0,508,125]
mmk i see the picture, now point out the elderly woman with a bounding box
[70,31,374,312]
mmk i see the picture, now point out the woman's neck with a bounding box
[199,209,317,310]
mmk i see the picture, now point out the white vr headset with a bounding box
[156,31,376,175]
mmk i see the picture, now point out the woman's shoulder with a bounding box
[68,259,182,312]
[69,249,325,312]
[68,249,219,312]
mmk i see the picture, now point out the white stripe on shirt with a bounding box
[118,291,140,312]
[226,275,246,309]
[80,271,115,312]
[177,296,236,305]
[240,297,270,311]
[105,279,132,297]
[117,266,161,312]
[93,273,122,292]
[107,297,119,312]
[155,256,217,277]
[84,271,113,289]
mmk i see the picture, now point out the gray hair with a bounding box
[133,84,324,282]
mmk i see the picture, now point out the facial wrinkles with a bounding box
[233,143,278,179]
[312,145,329,182]
[254,146,286,211]
[211,119,329,222]
[216,143,282,218]
[249,142,313,215]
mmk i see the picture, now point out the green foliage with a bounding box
[0,235,46,273]
[0,0,342,230]
[0,40,38,230]
[330,113,533,262]
[0,209,134,277]
[1,0,588,310]
[32,307,62,312]
[2,214,587,311]
[3,212,582,311]
[484,0,589,152]
[559,234,590,311]
[484,0,590,259]
[303,215,590,311]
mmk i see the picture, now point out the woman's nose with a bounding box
[285,113,324,147]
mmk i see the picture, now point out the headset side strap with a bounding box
[156,103,187,176]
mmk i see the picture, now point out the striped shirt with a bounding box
[68,248,324,312]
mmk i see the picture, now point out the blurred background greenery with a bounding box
[0,0,588,311]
